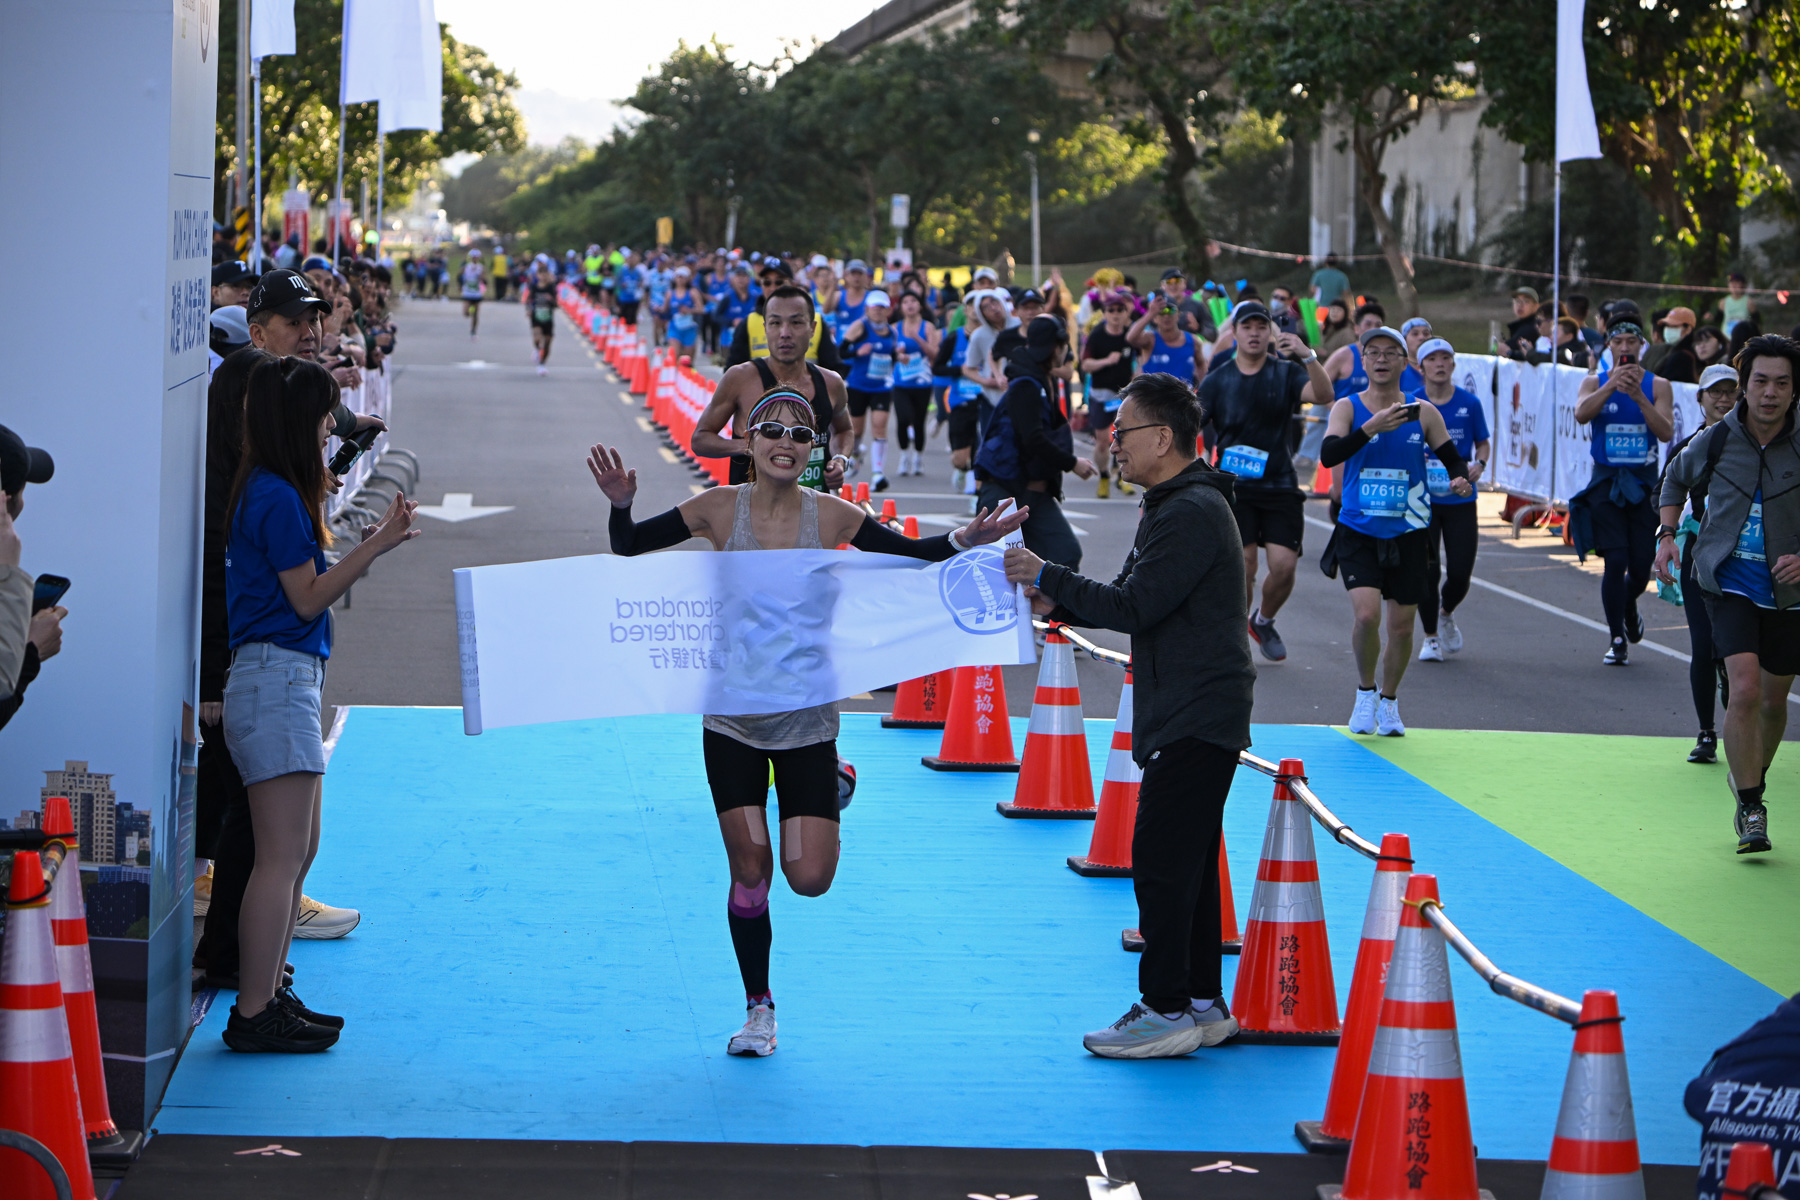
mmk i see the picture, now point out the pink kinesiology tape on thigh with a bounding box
[728,878,770,917]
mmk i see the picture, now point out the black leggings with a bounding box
[1133,737,1236,1013]
[1420,502,1479,636]
[1681,553,1720,729]
[893,387,932,449]
[1600,539,1656,641]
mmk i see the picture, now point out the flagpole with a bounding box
[334,102,346,261]
[252,55,264,273]
[375,123,385,262]
[1551,162,1562,508]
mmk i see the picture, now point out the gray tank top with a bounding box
[702,484,840,749]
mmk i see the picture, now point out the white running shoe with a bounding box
[727,1003,777,1057]
[1418,636,1444,662]
[536,364,548,376]
[1083,1000,1234,1059]
[292,895,362,940]
[1440,611,1463,653]
[1377,696,1406,736]
[1348,688,1378,735]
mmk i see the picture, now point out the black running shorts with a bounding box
[1704,592,1800,677]
[702,729,842,823]
[948,402,982,452]
[1334,525,1432,605]
[846,387,892,417]
[1233,487,1305,553]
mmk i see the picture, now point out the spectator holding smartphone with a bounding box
[220,357,420,1053]
[1,423,61,732]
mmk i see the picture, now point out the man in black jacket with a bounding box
[974,316,1096,570]
[1005,372,1256,1058]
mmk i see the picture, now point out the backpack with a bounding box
[975,376,1073,483]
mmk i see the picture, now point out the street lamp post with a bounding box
[1026,128,1041,287]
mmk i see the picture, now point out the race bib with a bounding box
[1735,501,1766,563]
[867,353,893,382]
[798,443,827,491]
[532,304,555,323]
[898,353,932,385]
[1219,444,1269,479]
[1357,467,1409,518]
[1426,459,1451,497]
[952,377,983,407]
[1604,422,1652,464]
[673,311,697,331]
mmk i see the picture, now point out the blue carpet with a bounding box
[155,711,1774,1160]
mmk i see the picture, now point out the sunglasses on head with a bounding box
[751,421,820,445]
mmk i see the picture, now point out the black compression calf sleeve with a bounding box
[608,504,691,556]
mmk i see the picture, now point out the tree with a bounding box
[980,0,1232,283]
[213,0,525,225]
[1476,0,1800,285]
[1218,0,1476,316]
[441,139,585,232]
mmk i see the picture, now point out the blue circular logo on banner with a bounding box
[939,548,1018,635]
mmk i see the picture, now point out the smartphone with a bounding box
[1397,402,1422,421]
[32,573,70,614]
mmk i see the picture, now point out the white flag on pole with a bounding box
[339,0,396,105]
[453,541,1036,734]
[249,0,295,59]
[379,0,443,133]
[1556,0,1603,162]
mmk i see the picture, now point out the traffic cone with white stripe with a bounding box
[40,798,141,1164]
[1541,991,1644,1200]
[999,632,1095,817]
[1119,838,1244,953]
[922,665,1019,772]
[1332,874,1480,1200]
[1720,1143,1776,1200]
[1069,668,1139,871]
[0,851,97,1200]
[1298,832,1414,1152]
[884,673,949,729]
[1231,758,1341,1044]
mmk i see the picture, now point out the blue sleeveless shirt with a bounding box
[1338,392,1433,538]
[1144,330,1197,385]
[1588,370,1659,468]
[844,322,897,392]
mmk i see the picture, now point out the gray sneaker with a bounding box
[1736,802,1772,855]
[1083,1000,1234,1059]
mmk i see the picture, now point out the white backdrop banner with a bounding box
[454,540,1035,733]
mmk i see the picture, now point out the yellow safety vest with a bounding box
[584,255,603,285]
[746,311,825,361]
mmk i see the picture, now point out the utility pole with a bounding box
[1026,129,1041,287]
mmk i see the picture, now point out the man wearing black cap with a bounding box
[244,268,361,395]
[972,315,1097,570]
[1,425,63,731]
[212,260,257,310]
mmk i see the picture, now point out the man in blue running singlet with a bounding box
[1318,326,1473,738]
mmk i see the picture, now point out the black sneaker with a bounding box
[1688,731,1718,764]
[1626,606,1645,643]
[1603,638,1629,665]
[1735,803,1772,855]
[276,986,345,1030]
[222,1001,339,1053]
[1248,616,1287,662]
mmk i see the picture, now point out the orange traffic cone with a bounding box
[1120,838,1241,952]
[1720,1143,1776,1200]
[40,800,140,1162]
[1069,669,1140,873]
[903,516,919,538]
[1541,991,1644,1200]
[881,498,898,522]
[839,484,854,501]
[0,851,97,1200]
[629,349,650,395]
[1000,632,1095,818]
[1313,462,1335,498]
[855,481,870,504]
[884,673,949,729]
[1333,874,1479,1200]
[922,665,1018,772]
[1298,832,1414,1152]
[1231,758,1341,1044]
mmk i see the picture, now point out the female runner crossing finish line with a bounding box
[590,389,1027,1057]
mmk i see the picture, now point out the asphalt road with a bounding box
[324,296,1763,741]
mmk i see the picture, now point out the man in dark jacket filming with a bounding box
[1004,371,1256,1059]
[975,315,1096,570]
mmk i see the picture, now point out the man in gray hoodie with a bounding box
[1656,333,1800,855]
[1005,372,1256,1058]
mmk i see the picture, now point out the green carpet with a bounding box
[1348,729,1800,996]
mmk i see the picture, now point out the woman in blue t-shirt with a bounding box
[221,357,421,1053]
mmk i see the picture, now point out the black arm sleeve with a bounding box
[608,505,693,556]
[1320,426,1370,468]
[850,516,958,561]
[331,403,358,438]
[1432,440,1469,480]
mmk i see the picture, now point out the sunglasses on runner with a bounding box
[750,421,820,444]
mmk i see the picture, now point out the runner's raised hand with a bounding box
[586,442,638,508]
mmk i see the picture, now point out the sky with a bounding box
[434,0,862,146]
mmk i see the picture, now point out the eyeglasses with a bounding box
[1110,422,1168,445]
[1362,348,1405,363]
[750,421,820,445]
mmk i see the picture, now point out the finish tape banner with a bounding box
[453,538,1035,733]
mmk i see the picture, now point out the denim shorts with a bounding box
[223,642,327,785]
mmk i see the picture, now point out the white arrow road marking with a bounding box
[455,360,492,369]
[415,493,514,523]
